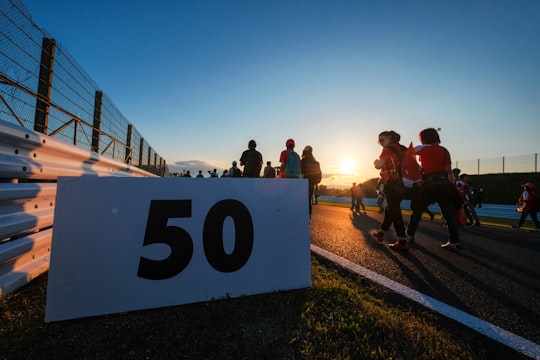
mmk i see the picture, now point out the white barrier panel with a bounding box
[45,177,311,322]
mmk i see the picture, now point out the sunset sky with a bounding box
[24,0,540,187]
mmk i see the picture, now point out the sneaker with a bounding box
[441,241,462,250]
[512,225,521,230]
[371,230,385,243]
[389,239,409,251]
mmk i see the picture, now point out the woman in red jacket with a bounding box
[409,128,462,249]
[371,130,409,251]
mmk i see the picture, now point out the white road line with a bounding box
[311,244,540,360]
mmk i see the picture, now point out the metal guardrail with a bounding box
[318,196,521,220]
[0,118,156,297]
[0,118,153,179]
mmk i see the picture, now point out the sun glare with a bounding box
[340,159,356,175]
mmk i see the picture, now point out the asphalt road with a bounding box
[309,204,540,345]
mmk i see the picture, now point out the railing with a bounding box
[454,154,539,175]
[0,118,156,297]
[318,196,522,221]
[0,0,168,176]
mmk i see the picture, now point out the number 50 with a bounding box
[137,199,254,280]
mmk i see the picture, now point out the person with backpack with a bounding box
[279,138,301,178]
[300,145,322,217]
[512,182,540,231]
[239,139,263,177]
[371,130,409,251]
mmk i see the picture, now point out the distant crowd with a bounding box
[170,138,322,217]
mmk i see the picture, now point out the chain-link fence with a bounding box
[455,153,538,175]
[0,0,167,176]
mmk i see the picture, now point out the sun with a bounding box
[340,159,356,175]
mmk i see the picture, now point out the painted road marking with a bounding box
[311,245,540,359]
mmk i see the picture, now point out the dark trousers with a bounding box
[518,210,540,228]
[407,183,461,243]
[380,185,406,237]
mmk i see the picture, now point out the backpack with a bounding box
[386,144,406,177]
[401,143,423,182]
[387,142,422,181]
[284,150,301,178]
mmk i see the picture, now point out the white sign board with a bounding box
[45,177,311,322]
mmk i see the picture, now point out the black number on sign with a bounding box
[203,199,254,272]
[137,200,194,280]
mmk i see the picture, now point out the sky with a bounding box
[23,0,540,187]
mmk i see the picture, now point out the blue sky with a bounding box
[24,0,540,186]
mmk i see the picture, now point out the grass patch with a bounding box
[0,257,526,359]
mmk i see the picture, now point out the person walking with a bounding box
[371,130,409,251]
[459,173,481,226]
[239,140,263,177]
[407,128,462,249]
[512,182,540,231]
[350,182,358,212]
[357,183,367,213]
[300,145,322,217]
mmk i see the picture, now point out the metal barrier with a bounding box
[0,118,156,297]
[318,196,521,220]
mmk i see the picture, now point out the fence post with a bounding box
[138,138,144,168]
[34,38,56,134]
[147,146,152,170]
[91,91,103,153]
[502,156,505,174]
[125,124,133,163]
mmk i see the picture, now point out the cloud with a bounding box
[168,160,229,174]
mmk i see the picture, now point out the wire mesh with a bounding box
[0,0,166,175]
